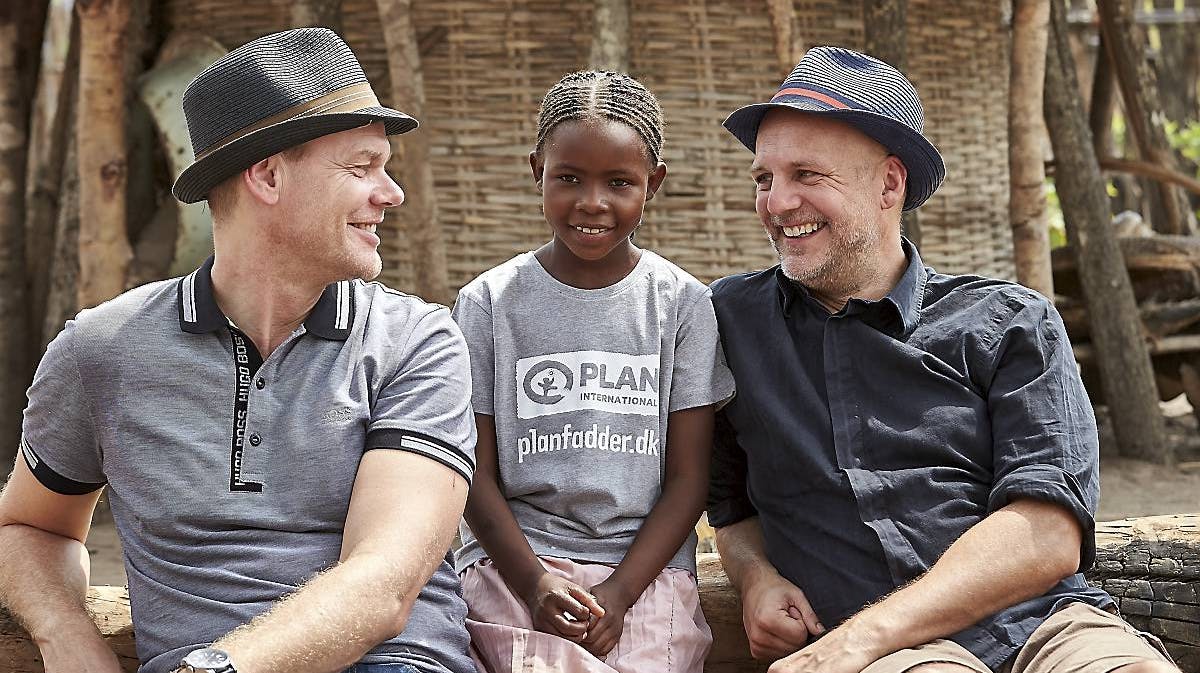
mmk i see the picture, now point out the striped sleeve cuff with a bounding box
[21,438,106,495]
[365,429,475,483]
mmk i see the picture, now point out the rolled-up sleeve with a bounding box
[985,294,1099,569]
[707,407,758,528]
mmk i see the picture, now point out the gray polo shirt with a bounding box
[20,257,477,673]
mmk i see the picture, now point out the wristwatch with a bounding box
[175,647,237,673]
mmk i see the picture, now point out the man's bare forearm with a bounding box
[714,516,776,590]
[0,524,122,671]
[214,549,433,673]
[837,499,1082,660]
[213,453,468,673]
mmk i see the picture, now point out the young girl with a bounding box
[451,71,735,673]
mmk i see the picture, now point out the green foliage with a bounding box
[1164,120,1200,174]
[1045,179,1067,249]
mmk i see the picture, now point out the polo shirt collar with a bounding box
[177,256,356,340]
[775,236,927,338]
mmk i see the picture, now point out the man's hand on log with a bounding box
[740,567,825,660]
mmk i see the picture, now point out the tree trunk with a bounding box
[76,0,133,309]
[862,0,907,67]
[43,135,79,349]
[137,34,226,278]
[1045,0,1168,463]
[25,9,78,359]
[1151,0,1197,127]
[1089,33,1116,165]
[375,0,449,304]
[590,0,629,72]
[862,0,920,247]
[1096,0,1196,236]
[0,1,50,466]
[289,0,343,32]
[1008,0,1052,297]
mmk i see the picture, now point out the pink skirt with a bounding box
[461,556,712,673]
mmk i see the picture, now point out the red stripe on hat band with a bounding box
[772,88,850,109]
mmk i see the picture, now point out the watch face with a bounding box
[184,648,231,670]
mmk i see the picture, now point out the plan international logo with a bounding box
[515,350,660,419]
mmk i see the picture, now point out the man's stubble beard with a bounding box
[277,217,383,284]
[771,201,880,299]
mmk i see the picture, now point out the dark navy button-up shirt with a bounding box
[708,241,1112,669]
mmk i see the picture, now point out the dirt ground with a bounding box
[83,396,1200,587]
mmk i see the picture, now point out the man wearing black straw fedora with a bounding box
[0,28,477,673]
[706,47,1178,673]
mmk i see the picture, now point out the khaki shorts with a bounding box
[860,603,1176,673]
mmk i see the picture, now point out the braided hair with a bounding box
[534,71,664,165]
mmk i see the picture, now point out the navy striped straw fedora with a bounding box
[722,46,945,211]
[172,28,417,204]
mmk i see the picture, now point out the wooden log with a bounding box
[1058,299,1200,343]
[1090,514,1200,670]
[0,585,137,672]
[4,517,1197,672]
[1045,0,1168,463]
[1051,235,1200,305]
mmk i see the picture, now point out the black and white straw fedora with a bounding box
[172,27,417,204]
[723,46,945,211]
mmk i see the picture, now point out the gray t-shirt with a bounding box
[452,250,734,574]
[21,260,477,673]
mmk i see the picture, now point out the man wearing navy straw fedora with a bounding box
[707,47,1177,673]
[0,28,477,673]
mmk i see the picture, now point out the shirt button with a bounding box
[255,377,266,390]
[248,433,261,446]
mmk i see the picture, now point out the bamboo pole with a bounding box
[767,0,798,74]
[1008,0,1053,297]
[590,0,630,72]
[375,0,449,304]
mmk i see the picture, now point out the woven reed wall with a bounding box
[161,0,1014,293]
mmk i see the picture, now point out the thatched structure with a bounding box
[160,0,1014,293]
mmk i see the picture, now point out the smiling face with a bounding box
[751,109,907,303]
[274,122,403,282]
[531,118,666,284]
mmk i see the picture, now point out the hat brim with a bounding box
[722,100,945,211]
[172,106,418,204]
